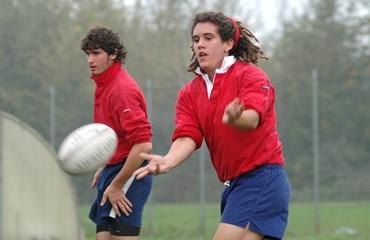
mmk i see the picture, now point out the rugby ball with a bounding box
[57,123,118,175]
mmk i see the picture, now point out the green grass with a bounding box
[80,202,370,240]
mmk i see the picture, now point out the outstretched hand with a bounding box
[222,97,244,124]
[133,153,172,179]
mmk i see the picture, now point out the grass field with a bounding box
[80,201,370,240]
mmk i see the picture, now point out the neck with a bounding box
[208,72,215,82]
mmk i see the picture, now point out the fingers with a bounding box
[153,163,160,175]
[134,168,150,179]
[114,197,133,216]
[230,98,244,114]
[100,193,107,206]
[134,153,165,179]
[91,167,103,188]
[223,97,244,124]
[145,161,160,174]
[134,163,159,180]
[222,112,229,123]
[91,175,98,188]
[101,190,133,216]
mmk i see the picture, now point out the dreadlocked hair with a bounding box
[81,26,127,64]
[187,11,268,73]
[232,21,268,64]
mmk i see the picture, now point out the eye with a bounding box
[93,51,102,56]
[192,36,200,43]
[204,34,213,40]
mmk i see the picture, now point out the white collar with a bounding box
[195,56,236,77]
[195,56,236,98]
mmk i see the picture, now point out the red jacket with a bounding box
[173,60,284,182]
[91,63,152,165]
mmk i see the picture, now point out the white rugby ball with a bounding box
[57,123,118,175]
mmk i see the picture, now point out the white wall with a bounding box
[0,111,84,240]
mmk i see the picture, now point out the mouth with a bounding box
[199,52,207,57]
[197,52,208,60]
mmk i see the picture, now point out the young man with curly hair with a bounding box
[81,26,152,240]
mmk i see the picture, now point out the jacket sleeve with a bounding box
[239,67,274,126]
[172,87,203,149]
[111,89,152,145]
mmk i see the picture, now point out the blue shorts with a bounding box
[89,161,152,227]
[220,164,290,240]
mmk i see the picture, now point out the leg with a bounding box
[111,173,152,240]
[96,223,112,240]
[96,231,112,240]
[96,221,140,240]
[96,229,139,240]
[219,166,290,240]
[213,223,263,240]
[111,236,138,240]
[110,220,141,240]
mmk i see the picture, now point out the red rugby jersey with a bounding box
[91,63,152,165]
[173,60,284,182]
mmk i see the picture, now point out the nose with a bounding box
[87,54,94,64]
[197,38,205,49]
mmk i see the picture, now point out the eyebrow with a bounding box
[192,32,215,38]
[87,49,102,54]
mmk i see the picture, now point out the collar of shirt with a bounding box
[91,62,121,87]
[195,56,236,98]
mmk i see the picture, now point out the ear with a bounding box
[224,39,234,53]
[110,49,118,60]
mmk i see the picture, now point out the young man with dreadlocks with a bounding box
[81,26,153,240]
[134,11,291,240]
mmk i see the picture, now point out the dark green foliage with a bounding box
[267,0,370,200]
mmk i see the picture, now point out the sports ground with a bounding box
[81,201,370,240]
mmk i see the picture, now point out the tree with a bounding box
[268,0,370,200]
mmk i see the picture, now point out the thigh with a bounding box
[97,218,141,239]
[111,236,138,240]
[115,174,153,227]
[220,165,290,240]
[96,231,111,240]
[213,223,263,240]
[96,220,111,240]
[90,163,125,225]
[110,219,141,239]
[90,162,153,228]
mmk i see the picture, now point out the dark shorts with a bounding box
[89,161,152,228]
[220,164,291,240]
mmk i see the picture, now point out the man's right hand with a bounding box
[133,153,172,179]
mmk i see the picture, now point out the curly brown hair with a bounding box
[187,11,268,72]
[81,26,127,63]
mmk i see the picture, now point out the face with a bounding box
[192,22,233,78]
[85,48,115,75]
